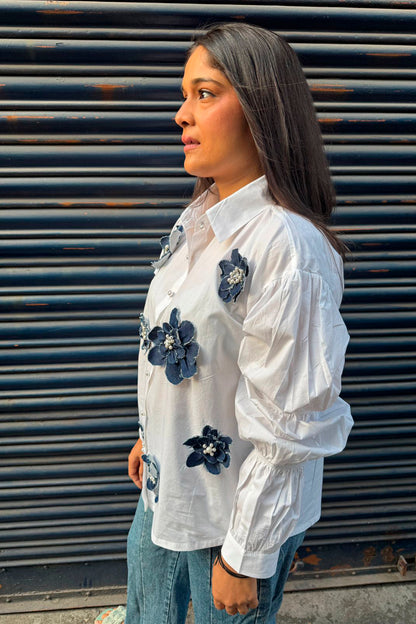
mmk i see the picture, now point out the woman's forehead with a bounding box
[182,46,228,87]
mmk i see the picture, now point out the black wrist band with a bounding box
[215,551,249,579]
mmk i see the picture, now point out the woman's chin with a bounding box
[183,162,210,179]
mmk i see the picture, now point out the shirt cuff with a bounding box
[221,530,280,579]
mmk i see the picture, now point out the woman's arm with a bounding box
[221,269,353,578]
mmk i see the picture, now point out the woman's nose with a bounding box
[175,99,193,128]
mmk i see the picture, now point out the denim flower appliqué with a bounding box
[142,453,160,503]
[147,307,199,385]
[218,248,249,303]
[184,425,232,475]
[152,224,184,271]
[138,313,150,351]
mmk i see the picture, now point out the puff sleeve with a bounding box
[221,268,353,578]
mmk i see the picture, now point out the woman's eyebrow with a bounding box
[181,77,224,91]
[192,77,224,86]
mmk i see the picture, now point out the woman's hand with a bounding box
[128,438,144,489]
[212,556,259,616]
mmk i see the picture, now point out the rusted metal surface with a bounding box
[397,553,415,576]
[0,0,415,599]
[293,539,416,581]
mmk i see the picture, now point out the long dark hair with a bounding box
[187,23,346,257]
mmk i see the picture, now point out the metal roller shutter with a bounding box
[1,1,415,607]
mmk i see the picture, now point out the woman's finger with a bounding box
[237,604,250,614]
[213,599,225,611]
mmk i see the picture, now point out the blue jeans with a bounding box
[126,497,304,624]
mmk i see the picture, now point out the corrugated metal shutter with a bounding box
[1,1,415,597]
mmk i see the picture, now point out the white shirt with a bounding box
[137,176,353,579]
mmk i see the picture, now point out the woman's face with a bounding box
[175,46,262,199]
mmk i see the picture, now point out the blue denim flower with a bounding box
[152,224,184,271]
[142,453,160,503]
[218,248,249,303]
[184,425,232,475]
[138,313,150,351]
[147,307,199,385]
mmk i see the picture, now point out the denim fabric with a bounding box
[126,497,305,624]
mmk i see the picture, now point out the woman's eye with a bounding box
[199,89,213,99]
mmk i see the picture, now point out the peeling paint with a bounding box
[311,85,354,94]
[302,554,322,566]
[363,546,377,566]
[105,201,135,207]
[91,84,127,101]
[320,118,343,124]
[330,564,352,572]
[366,53,412,58]
[6,116,54,120]
[37,10,84,15]
[381,546,396,564]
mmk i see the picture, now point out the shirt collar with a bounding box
[180,176,270,243]
[205,176,270,242]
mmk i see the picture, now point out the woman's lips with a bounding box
[182,136,200,152]
[183,142,200,152]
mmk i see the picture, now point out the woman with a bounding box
[97,22,353,624]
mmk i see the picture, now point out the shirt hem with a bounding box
[149,514,321,558]
[293,512,320,536]
[151,531,225,552]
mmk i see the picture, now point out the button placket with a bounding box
[153,244,187,320]
[139,360,154,454]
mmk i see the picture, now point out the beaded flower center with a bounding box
[164,334,175,350]
[202,442,216,456]
[227,267,245,286]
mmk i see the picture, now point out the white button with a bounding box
[199,221,205,230]
[145,371,150,377]
[167,290,174,297]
